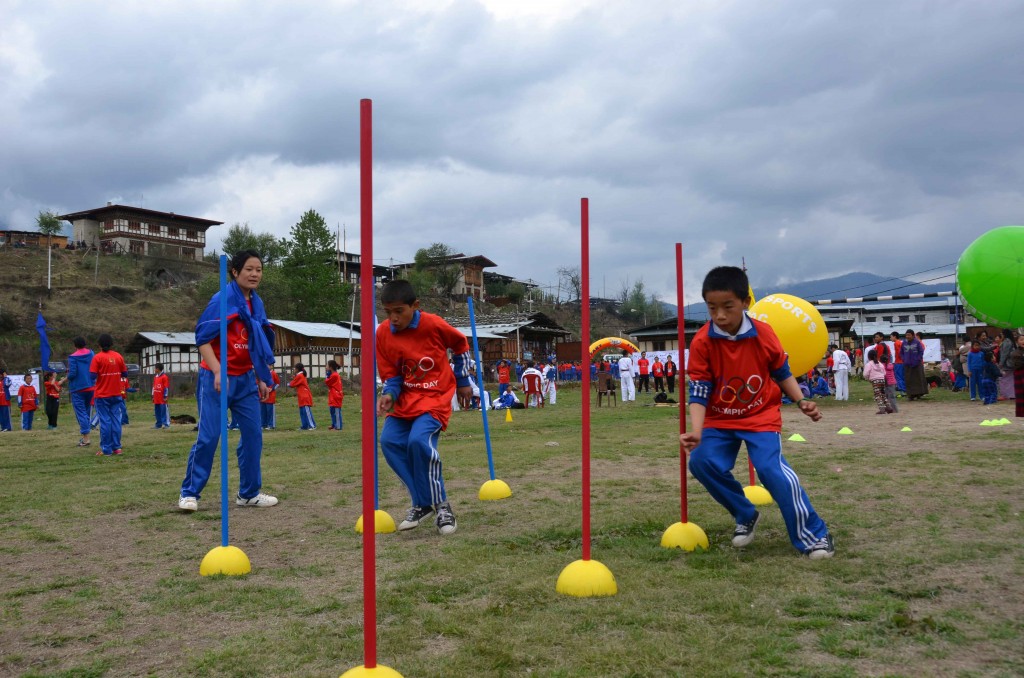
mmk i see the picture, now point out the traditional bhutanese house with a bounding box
[442,312,573,363]
[126,332,201,374]
[57,203,221,260]
[269,319,362,379]
[392,254,498,301]
[0,229,70,248]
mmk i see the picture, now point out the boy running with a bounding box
[680,266,835,559]
[376,280,472,535]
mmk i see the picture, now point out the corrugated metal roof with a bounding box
[137,331,196,345]
[453,327,505,340]
[269,319,361,339]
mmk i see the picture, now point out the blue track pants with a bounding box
[0,405,11,431]
[261,402,275,429]
[180,369,263,500]
[71,389,92,435]
[330,406,343,430]
[95,396,123,454]
[380,413,446,508]
[299,405,316,429]
[689,428,828,553]
[154,403,169,428]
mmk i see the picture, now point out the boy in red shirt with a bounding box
[325,359,344,430]
[288,363,316,430]
[636,351,651,392]
[496,360,511,395]
[18,373,38,431]
[152,363,170,429]
[681,266,835,559]
[376,280,472,536]
[90,334,128,455]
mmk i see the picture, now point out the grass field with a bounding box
[1,382,1022,677]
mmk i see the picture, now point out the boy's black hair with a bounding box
[873,332,885,341]
[702,266,750,301]
[155,363,164,371]
[229,249,262,277]
[98,333,113,351]
[380,280,417,305]
[73,336,87,349]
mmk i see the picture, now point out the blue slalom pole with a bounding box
[219,255,230,547]
[468,299,497,481]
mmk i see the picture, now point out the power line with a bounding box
[794,263,956,299]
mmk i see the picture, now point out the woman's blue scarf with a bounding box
[194,281,275,384]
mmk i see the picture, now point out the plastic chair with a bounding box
[522,373,545,408]
[595,372,617,407]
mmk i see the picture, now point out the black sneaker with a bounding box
[398,505,433,531]
[732,511,760,547]
[807,533,835,560]
[434,502,457,535]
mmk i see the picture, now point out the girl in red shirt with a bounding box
[325,360,344,430]
[289,363,316,430]
[43,371,62,429]
[260,367,279,430]
[18,373,38,431]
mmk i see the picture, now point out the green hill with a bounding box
[0,247,208,372]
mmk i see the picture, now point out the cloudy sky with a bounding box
[2,0,1022,303]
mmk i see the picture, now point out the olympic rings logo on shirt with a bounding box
[719,375,764,404]
[402,356,435,381]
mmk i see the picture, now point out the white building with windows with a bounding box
[58,204,221,260]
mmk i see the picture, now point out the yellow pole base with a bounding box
[354,510,397,534]
[199,545,251,576]
[479,478,512,500]
[660,521,709,551]
[556,559,618,597]
[340,664,404,677]
[743,485,774,506]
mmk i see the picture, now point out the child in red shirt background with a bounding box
[90,333,128,455]
[289,363,316,430]
[44,371,62,429]
[0,367,12,432]
[152,363,170,429]
[18,373,38,431]
[261,366,279,430]
[325,360,344,430]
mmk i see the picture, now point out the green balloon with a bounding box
[957,225,1024,328]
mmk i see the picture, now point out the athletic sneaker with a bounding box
[235,492,279,507]
[398,505,434,531]
[178,496,198,512]
[435,502,457,536]
[807,533,835,560]
[113,449,123,455]
[732,511,761,547]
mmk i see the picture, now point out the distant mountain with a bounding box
[677,272,956,321]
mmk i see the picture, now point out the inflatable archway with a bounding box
[588,337,639,356]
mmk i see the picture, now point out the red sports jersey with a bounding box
[200,301,254,376]
[376,311,470,430]
[688,318,789,432]
[45,381,61,399]
[262,370,280,404]
[90,351,128,399]
[0,383,9,407]
[497,364,510,384]
[18,385,38,412]
[651,362,664,377]
[289,372,313,407]
[892,339,903,365]
[325,371,344,407]
[637,358,650,375]
[152,373,169,405]
[665,361,676,377]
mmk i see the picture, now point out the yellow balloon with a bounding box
[749,293,828,376]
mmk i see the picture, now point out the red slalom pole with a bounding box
[659,243,708,551]
[555,198,616,596]
[748,458,757,486]
[675,243,688,524]
[359,97,378,670]
[581,198,592,562]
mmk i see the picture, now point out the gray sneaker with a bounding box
[398,505,434,531]
[732,511,760,547]
[807,533,835,560]
[435,502,457,536]
[178,496,198,512]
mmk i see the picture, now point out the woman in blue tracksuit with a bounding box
[177,250,278,512]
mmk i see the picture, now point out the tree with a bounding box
[37,210,63,247]
[557,266,583,302]
[281,209,349,322]
[221,223,288,266]
[414,242,462,302]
